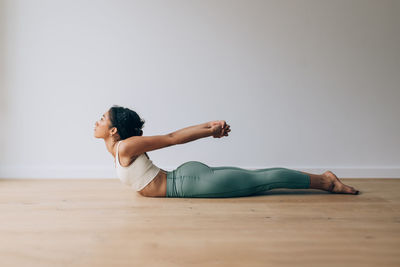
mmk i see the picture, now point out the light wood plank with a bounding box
[0,178,399,267]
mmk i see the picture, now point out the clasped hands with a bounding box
[209,120,231,138]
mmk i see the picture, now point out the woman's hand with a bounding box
[210,120,231,138]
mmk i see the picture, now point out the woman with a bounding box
[94,105,360,198]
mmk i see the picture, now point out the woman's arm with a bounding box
[170,122,213,145]
[171,120,230,144]
[119,121,230,158]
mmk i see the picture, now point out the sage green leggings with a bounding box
[166,161,310,198]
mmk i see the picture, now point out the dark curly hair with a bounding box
[108,105,145,140]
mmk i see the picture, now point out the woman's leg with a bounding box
[166,162,360,198]
[168,162,328,198]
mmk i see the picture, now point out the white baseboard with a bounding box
[0,165,116,179]
[0,165,399,179]
[291,167,400,178]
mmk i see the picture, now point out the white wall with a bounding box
[1,0,399,179]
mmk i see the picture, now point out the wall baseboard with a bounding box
[0,165,399,179]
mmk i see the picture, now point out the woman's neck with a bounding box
[104,137,119,158]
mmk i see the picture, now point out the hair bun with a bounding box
[109,105,145,139]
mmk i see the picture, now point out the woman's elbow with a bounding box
[168,133,179,145]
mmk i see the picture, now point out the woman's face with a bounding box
[94,110,113,139]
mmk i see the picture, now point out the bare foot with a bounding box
[321,171,360,195]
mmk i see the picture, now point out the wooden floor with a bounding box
[0,178,399,267]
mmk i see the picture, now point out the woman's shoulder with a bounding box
[117,150,149,168]
[115,141,136,167]
[116,140,150,167]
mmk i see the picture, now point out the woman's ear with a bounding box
[109,127,118,136]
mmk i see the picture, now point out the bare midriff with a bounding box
[138,169,167,197]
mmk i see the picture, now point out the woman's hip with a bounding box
[170,161,213,178]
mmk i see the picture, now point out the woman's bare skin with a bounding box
[305,170,359,194]
[137,170,167,197]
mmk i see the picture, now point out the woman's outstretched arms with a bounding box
[171,120,231,144]
[171,121,212,145]
[119,121,230,158]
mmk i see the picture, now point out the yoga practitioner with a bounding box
[94,105,360,198]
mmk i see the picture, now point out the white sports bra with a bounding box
[115,140,161,191]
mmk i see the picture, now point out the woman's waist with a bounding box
[117,166,161,185]
[139,169,167,196]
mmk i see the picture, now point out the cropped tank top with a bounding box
[115,140,161,191]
